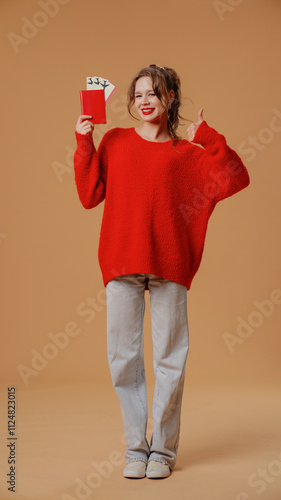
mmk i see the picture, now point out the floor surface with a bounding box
[0,382,280,500]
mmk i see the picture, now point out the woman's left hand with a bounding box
[187,108,204,142]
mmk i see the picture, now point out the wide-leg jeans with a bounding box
[106,273,189,470]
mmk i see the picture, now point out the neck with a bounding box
[136,119,171,142]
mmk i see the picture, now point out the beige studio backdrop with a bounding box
[0,0,281,499]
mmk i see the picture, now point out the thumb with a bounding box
[198,108,204,123]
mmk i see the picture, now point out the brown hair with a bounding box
[127,64,186,145]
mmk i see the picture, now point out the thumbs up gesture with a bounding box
[187,108,204,142]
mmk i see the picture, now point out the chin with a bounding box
[141,114,161,123]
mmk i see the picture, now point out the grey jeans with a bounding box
[106,273,189,470]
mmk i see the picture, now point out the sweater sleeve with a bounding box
[192,120,250,203]
[73,130,108,209]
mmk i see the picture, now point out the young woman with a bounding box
[74,64,250,479]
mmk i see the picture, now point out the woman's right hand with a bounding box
[75,115,94,135]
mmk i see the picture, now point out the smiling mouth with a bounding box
[141,108,155,115]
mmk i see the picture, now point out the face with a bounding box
[134,76,167,123]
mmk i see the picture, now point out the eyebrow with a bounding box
[134,89,154,94]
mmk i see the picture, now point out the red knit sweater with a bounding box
[74,121,250,290]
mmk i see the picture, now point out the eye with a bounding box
[149,92,155,96]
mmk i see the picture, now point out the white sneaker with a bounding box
[146,460,171,478]
[123,460,147,478]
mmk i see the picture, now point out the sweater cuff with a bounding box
[192,120,222,147]
[75,130,93,144]
[75,130,95,154]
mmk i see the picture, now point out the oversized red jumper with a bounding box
[74,121,250,290]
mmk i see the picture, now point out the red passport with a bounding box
[80,89,106,124]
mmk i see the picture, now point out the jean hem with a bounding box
[126,457,148,465]
[148,456,173,469]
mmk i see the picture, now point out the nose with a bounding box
[140,94,149,105]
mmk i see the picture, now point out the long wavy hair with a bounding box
[127,64,187,145]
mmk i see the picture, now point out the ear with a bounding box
[169,89,175,103]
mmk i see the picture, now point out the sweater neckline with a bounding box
[132,128,173,144]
